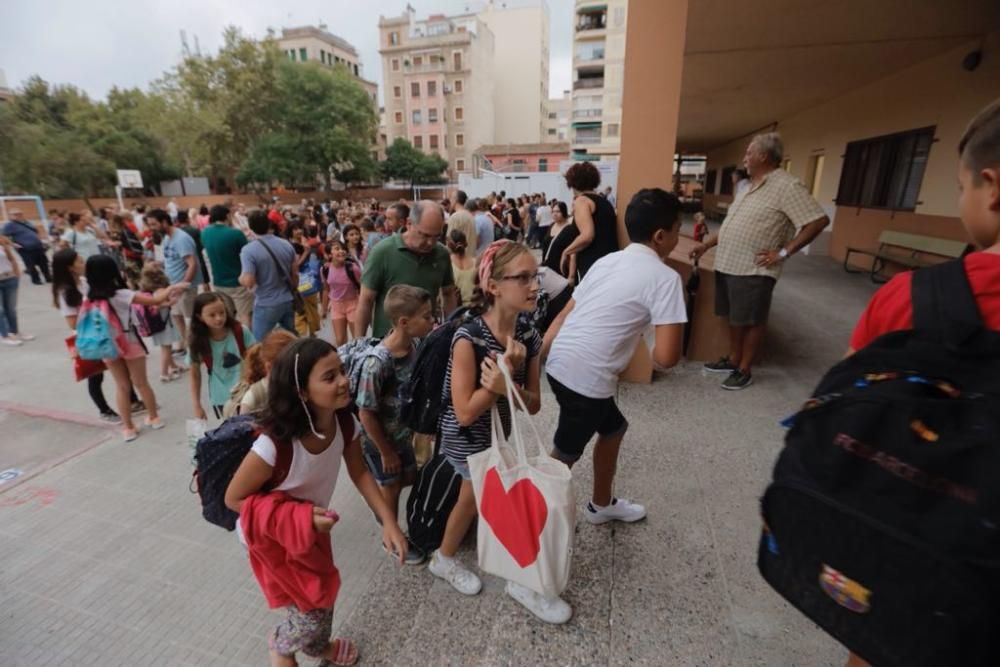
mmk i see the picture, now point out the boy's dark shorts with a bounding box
[548,374,628,464]
[362,439,417,486]
[714,271,776,327]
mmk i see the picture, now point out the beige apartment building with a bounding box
[545,90,571,142]
[277,26,379,105]
[379,10,496,177]
[477,0,550,145]
[571,0,629,161]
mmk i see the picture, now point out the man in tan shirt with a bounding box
[691,132,829,390]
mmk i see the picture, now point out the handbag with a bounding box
[256,239,306,315]
[467,354,575,598]
[65,334,107,381]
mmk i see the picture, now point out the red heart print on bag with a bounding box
[480,467,548,567]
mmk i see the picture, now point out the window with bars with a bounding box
[428,108,438,122]
[427,81,437,96]
[836,126,935,211]
[430,135,439,149]
[411,82,420,97]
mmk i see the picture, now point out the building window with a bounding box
[430,135,439,149]
[455,107,464,121]
[287,50,295,61]
[454,79,463,93]
[354,64,359,77]
[606,123,620,137]
[444,134,449,148]
[427,81,437,96]
[413,56,423,67]
[453,52,463,70]
[548,128,557,136]
[456,159,466,171]
[539,158,549,172]
[414,136,423,149]
[299,48,307,61]
[720,166,737,195]
[412,110,422,124]
[706,169,718,194]
[836,126,935,211]
[428,108,438,122]
[548,112,557,120]
[394,111,403,124]
[512,159,527,172]
[392,58,400,71]
[389,32,399,45]
[411,82,420,97]
[320,50,326,64]
[393,86,401,98]
[456,133,464,147]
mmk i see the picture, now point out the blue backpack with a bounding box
[76,299,127,360]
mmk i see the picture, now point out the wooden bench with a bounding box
[844,230,970,283]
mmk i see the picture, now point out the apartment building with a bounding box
[545,90,571,142]
[277,26,379,105]
[571,0,629,160]
[477,0,550,144]
[379,9,496,177]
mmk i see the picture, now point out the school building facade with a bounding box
[617,0,1000,266]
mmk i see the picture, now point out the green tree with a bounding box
[380,139,448,195]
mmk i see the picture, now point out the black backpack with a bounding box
[192,411,355,531]
[758,259,1000,667]
[399,307,488,435]
[406,447,462,554]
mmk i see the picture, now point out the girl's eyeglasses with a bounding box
[499,272,541,286]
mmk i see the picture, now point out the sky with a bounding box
[1,0,574,105]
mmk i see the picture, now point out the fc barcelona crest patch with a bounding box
[819,564,871,613]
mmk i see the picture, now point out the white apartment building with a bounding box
[571,0,629,160]
[277,26,379,105]
[545,90,571,141]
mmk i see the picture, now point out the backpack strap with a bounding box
[232,321,247,359]
[911,258,983,348]
[336,408,356,445]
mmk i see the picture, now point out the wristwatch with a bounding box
[778,248,789,260]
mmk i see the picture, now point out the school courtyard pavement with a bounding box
[0,253,878,666]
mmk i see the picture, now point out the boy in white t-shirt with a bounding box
[543,188,687,525]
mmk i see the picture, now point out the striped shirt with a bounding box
[438,315,542,464]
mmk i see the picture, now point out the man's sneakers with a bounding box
[2,335,23,347]
[584,497,646,524]
[429,550,482,595]
[506,581,572,625]
[383,540,426,566]
[721,369,753,391]
[703,356,737,373]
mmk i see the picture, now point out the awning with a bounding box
[572,121,602,129]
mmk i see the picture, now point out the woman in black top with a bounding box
[503,198,522,241]
[543,202,578,279]
[560,162,620,280]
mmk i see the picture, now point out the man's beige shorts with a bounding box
[214,285,254,321]
[175,286,198,320]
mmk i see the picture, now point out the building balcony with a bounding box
[572,108,603,120]
[573,78,605,91]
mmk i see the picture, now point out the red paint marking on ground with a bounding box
[0,401,111,429]
[0,487,58,509]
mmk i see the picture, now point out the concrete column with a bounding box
[616,0,689,246]
[617,0,689,384]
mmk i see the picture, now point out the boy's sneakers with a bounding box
[506,581,573,625]
[721,369,753,391]
[703,356,737,373]
[584,497,646,524]
[2,335,23,347]
[383,540,426,566]
[429,550,482,595]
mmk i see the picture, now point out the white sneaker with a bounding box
[506,581,573,625]
[2,336,22,347]
[17,333,35,341]
[584,497,647,525]
[429,550,482,596]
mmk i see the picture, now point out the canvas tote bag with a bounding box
[468,355,575,597]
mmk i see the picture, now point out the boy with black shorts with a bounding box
[543,188,688,524]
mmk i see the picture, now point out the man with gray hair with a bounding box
[357,200,457,337]
[690,132,829,390]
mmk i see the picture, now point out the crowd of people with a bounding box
[2,95,998,667]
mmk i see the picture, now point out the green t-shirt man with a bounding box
[201,223,248,288]
[361,233,454,337]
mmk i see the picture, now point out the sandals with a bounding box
[159,366,188,383]
[318,638,358,667]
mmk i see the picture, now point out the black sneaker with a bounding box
[383,540,427,566]
[704,356,737,373]
[721,370,753,391]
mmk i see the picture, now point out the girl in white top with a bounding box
[224,337,408,667]
[84,254,186,442]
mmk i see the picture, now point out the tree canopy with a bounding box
[0,27,380,198]
[380,138,449,187]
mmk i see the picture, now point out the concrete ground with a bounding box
[0,254,878,666]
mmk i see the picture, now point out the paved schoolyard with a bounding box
[0,254,877,666]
